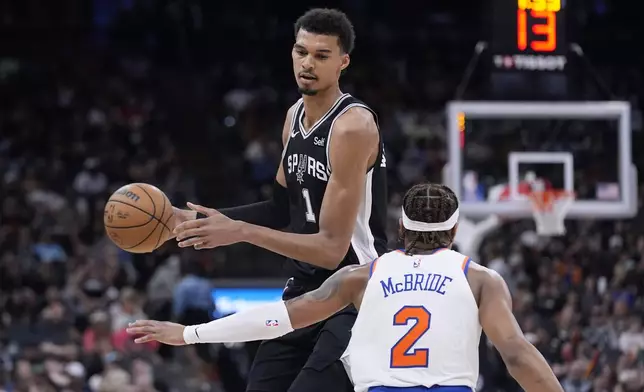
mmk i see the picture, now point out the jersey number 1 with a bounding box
[302,188,316,223]
[390,306,431,368]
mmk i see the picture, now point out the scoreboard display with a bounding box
[490,0,568,72]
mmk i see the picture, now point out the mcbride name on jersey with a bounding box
[282,93,388,294]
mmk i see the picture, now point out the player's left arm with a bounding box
[239,108,379,269]
[126,264,370,346]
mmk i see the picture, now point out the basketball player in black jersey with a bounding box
[170,8,387,392]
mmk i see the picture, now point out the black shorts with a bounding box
[246,307,356,392]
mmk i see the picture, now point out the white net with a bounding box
[529,191,575,236]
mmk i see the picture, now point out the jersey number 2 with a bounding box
[302,188,316,223]
[390,306,431,368]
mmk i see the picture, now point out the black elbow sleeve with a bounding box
[270,181,290,227]
[207,181,290,229]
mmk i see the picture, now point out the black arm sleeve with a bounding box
[199,181,290,229]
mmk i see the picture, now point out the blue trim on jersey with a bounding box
[369,258,378,278]
[463,258,472,276]
[368,386,472,392]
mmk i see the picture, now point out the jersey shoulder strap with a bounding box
[369,250,405,278]
[331,95,379,129]
[290,99,304,135]
[326,95,382,174]
[428,249,473,277]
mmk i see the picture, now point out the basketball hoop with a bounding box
[528,190,575,236]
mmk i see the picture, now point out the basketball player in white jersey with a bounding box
[128,183,563,392]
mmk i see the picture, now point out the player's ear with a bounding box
[340,54,350,71]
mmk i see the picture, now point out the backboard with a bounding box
[445,101,638,219]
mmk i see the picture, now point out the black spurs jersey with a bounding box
[282,93,388,294]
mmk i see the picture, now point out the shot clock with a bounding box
[490,0,568,72]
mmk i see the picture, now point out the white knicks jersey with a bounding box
[344,249,481,392]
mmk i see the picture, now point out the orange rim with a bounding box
[528,190,575,212]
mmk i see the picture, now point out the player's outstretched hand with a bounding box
[168,207,197,239]
[173,202,242,249]
[126,320,187,346]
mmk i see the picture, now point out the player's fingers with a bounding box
[178,237,205,248]
[186,202,216,216]
[193,241,213,250]
[134,334,157,344]
[128,320,156,328]
[173,219,204,234]
[174,228,207,241]
[177,226,209,241]
[126,326,157,335]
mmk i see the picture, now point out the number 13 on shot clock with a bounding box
[491,0,568,72]
[517,0,562,52]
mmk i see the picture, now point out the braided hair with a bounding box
[400,183,459,255]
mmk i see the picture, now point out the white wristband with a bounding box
[183,301,294,344]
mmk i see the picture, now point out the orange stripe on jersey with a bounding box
[461,256,473,276]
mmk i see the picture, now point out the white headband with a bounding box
[401,207,459,232]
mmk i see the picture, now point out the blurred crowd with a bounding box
[475,211,644,392]
[1,1,643,392]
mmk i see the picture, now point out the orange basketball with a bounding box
[104,183,174,253]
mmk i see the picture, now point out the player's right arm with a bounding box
[170,104,297,232]
[126,263,370,346]
[476,266,564,392]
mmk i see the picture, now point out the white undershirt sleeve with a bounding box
[183,301,294,344]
